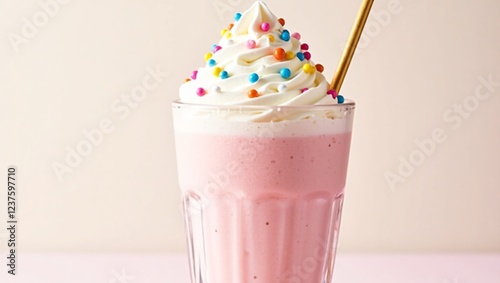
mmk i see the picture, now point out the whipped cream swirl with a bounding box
[180,1,341,108]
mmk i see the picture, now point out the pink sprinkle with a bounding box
[246,39,256,49]
[301,43,309,50]
[304,52,311,60]
[191,70,198,80]
[291,32,301,40]
[301,88,309,93]
[260,22,270,32]
[196,87,206,96]
[327,89,338,99]
[213,45,222,53]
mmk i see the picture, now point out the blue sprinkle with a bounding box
[280,30,290,41]
[296,52,305,61]
[220,70,229,79]
[280,68,291,79]
[337,95,345,104]
[235,13,242,21]
[249,73,259,83]
[208,59,216,67]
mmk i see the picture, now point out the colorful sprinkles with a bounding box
[280,68,291,79]
[220,70,229,79]
[248,89,259,98]
[213,45,222,53]
[246,40,256,49]
[280,29,290,41]
[213,67,222,77]
[212,85,221,93]
[191,70,198,80]
[337,95,345,104]
[196,87,205,96]
[274,48,286,60]
[249,73,259,83]
[296,52,305,61]
[184,11,345,102]
[285,51,295,60]
[302,63,315,74]
[260,22,270,32]
[327,89,337,99]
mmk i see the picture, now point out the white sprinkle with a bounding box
[212,86,222,93]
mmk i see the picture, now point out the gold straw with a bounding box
[330,0,375,93]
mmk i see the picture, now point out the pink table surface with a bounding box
[0,253,499,283]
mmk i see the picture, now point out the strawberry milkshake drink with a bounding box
[173,2,356,282]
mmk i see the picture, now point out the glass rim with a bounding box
[172,99,355,111]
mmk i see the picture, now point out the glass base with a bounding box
[183,191,345,283]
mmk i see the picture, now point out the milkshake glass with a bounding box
[173,101,355,283]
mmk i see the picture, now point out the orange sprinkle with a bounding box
[248,89,259,98]
[228,23,234,30]
[315,64,324,73]
[274,48,286,61]
[184,78,191,82]
[278,18,285,26]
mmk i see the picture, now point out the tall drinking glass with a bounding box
[173,101,355,283]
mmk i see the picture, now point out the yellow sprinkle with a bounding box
[285,51,295,60]
[225,32,232,39]
[303,63,315,74]
[213,67,222,77]
[267,34,275,42]
[221,28,228,36]
[204,53,213,61]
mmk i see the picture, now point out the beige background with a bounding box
[0,0,499,254]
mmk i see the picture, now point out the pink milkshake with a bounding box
[174,2,356,282]
[173,104,354,283]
